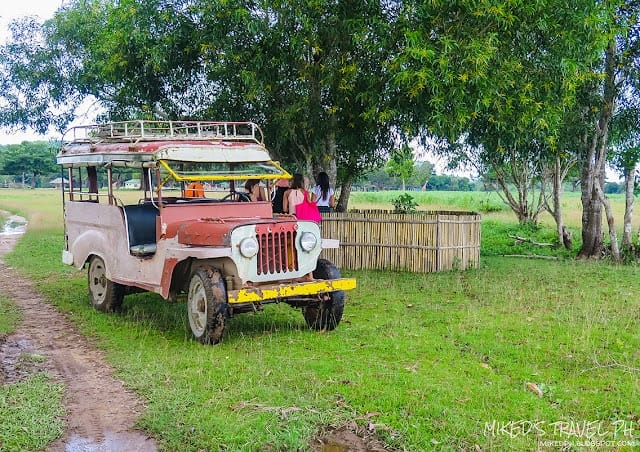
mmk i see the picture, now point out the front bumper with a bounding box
[227,278,357,304]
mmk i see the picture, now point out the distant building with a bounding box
[49,177,69,190]
[124,179,141,189]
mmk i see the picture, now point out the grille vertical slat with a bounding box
[274,232,282,272]
[268,232,275,273]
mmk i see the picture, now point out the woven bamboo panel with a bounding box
[319,210,481,272]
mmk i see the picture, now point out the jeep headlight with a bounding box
[300,232,318,252]
[239,237,259,258]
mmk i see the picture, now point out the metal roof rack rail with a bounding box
[62,120,264,145]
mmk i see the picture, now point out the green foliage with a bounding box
[608,106,640,176]
[361,162,469,191]
[408,161,433,189]
[385,144,415,190]
[396,0,607,146]
[477,198,505,213]
[0,0,398,194]
[427,173,475,191]
[391,192,418,214]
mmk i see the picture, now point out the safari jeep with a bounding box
[57,120,355,344]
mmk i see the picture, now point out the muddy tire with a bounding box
[187,267,228,344]
[87,256,124,312]
[303,259,345,331]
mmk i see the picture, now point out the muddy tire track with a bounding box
[0,227,157,451]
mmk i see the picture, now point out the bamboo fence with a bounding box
[320,210,481,272]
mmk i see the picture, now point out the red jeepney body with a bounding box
[57,121,354,343]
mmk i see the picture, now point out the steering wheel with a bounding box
[221,191,252,202]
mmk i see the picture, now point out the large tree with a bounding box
[0,0,400,210]
[577,1,640,260]
[393,0,608,235]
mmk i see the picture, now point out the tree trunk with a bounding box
[578,39,617,259]
[578,132,604,258]
[595,182,620,260]
[492,161,537,224]
[545,154,577,249]
[312,126,338,187]
[622,166,634,248]
[336,175,353,212]
[552,157,566,248]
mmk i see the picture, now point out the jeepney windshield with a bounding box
[159,160,289,183]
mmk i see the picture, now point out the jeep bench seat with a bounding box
[123,204,159,256]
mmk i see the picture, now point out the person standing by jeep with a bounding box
[271,178,290,213]
[311,171,335,213]
[283,173,306,215]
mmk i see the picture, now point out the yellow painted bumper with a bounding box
[228,278,357,304]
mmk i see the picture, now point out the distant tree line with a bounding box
[358,161,476,192]
[0,142,59,188]
[0,141,143,189]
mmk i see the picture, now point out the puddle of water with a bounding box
[0,337,35,384]
[321,445,349,452]
[66,432,156,452]
[1,215,27,235]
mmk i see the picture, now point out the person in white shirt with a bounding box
[311,171,335,213]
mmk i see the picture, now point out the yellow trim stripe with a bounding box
[228,278,357,304]
[158,160,292,183]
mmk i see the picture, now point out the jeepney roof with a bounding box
[56,120,271,168]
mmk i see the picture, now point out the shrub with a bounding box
[391,193,418,214]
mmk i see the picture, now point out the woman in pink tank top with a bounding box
[283,173,306,214]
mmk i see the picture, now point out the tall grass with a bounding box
[1,189,639,450]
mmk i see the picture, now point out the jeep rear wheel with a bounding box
[303,259,345,331]
[87,256,124,312]
[187,267,228,344]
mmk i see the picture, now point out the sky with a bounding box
[0,1,63,144]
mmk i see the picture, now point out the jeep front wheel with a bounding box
[87,256,124,312]
[303,259,345,331]
[187,267,228,344]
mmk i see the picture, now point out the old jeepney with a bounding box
[56,120,355,344]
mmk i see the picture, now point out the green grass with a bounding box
[0,295,22,336]
[0,373,65,451]
[349,190,508,214]
[1,189,640,450]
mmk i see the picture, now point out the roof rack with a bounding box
[62,120,264,145]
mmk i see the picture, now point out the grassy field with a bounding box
[1,189,639,450]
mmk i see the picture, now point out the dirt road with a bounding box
[0,217,157,451]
